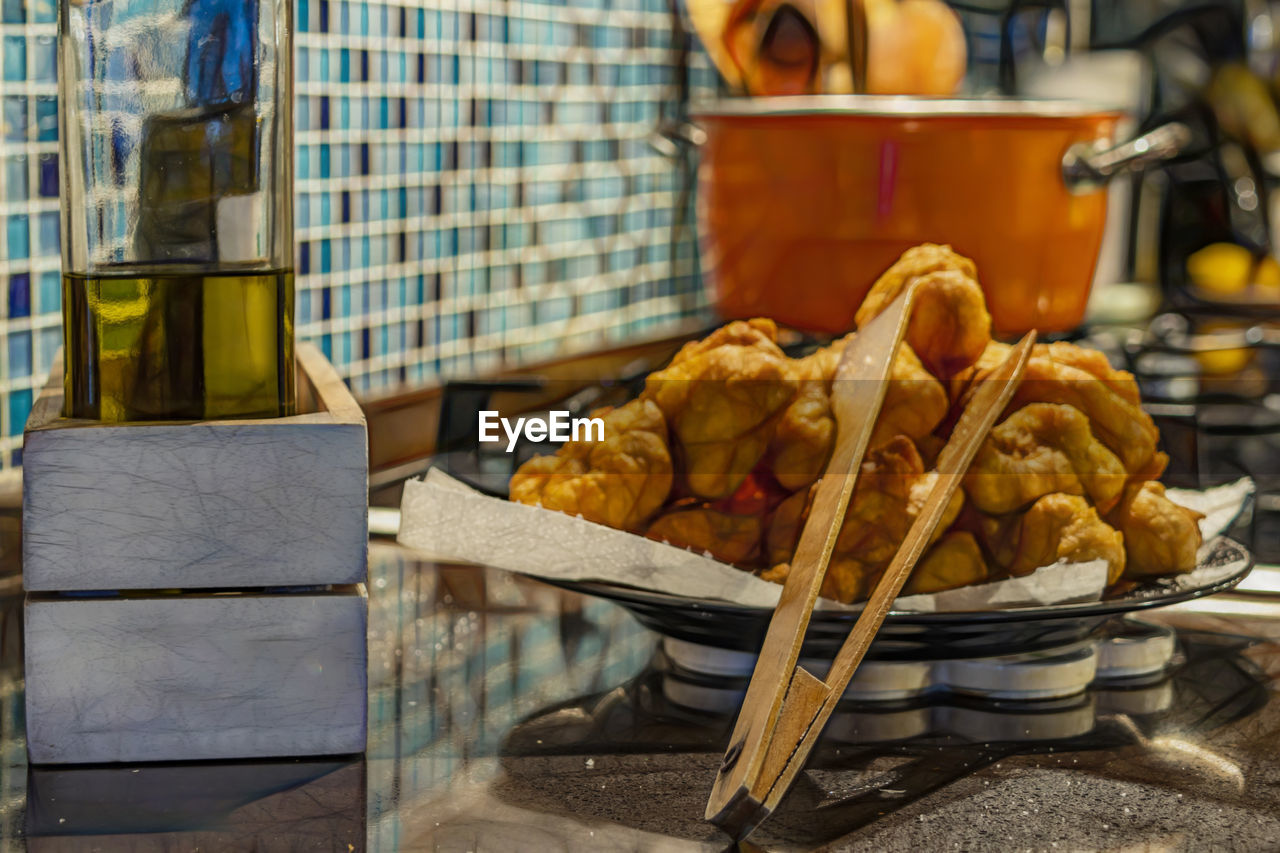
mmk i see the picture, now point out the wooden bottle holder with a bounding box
[23,343,367,590]
[22,343,369,763]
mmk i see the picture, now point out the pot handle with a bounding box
[648,120,707,158]
[1062,122,1192,194]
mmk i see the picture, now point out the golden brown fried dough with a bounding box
[768,346,839,492]
[1040,340,1142,406]
[643,319,796,499]
[999,493,1126,584]
[764,436,963,602]
[822,555,876,604]
[855,243,978,319]
[768,337,947,491]
[760,562,791,585]
[876,344,951,451]
[965,403,1127,515]
[901,270,994,378]
[646,504,763,567]
[1108,481,1204,577]
[830,436,927,587]
[957,341,1158,476]
[1010,342,1159,474]
[948,339,1012,405]
[904,531,989,595]
[765,486,815,567]
[914,434,947,470]
[504,245,1200,602]
[509,398,673,532]
[854,244,992,378]
[909,471,966,540]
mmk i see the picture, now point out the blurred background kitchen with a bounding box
[2,0,1280,565]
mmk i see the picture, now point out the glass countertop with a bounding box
[2,541,1280,851]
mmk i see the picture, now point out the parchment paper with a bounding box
[397,470,1255,612]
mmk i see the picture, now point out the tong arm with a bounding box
[717,331,1038,839]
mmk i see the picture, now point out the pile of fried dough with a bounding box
[509,244,1205,604]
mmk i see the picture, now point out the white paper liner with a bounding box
[887,559,1112,613]
[397,470,1255,613]
[399,468,784,608]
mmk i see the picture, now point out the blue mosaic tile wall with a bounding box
[0,0,714,465]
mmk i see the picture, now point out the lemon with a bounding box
[1186,243,1253,295]
[1256,255,1280,294]
[1194,321,1253,374]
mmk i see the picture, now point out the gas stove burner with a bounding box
[662,618,1175,706]
[660,619,1178,744]
[500,628,1265,786]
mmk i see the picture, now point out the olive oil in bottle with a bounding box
[60,0,294,423]
[62,270,295,422]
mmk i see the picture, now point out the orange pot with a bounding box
[694,97,1186,335]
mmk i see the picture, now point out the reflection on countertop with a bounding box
[1,541,1279,850]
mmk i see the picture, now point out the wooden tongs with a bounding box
[705,285,1036,839]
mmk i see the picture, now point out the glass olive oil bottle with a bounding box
[62,271,294,421]
[59,0,294,421]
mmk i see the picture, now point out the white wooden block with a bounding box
[22,343,368,591]
[24,588,368,763]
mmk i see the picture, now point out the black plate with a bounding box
[544,536,1254,661]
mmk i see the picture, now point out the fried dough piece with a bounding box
[965,403,1127,515]
[760,562,791,585]
[769,347,839,492]
[643,319,796,500]
[907,470,966,534]
[854,244,992,377]
[990,493,1127,584]
[855,243,978,317]
[900,270,994,378]
[877,344,951,451]
[716,468,791,518]
[948,339,1012,405]
[1010,342,1159,474]
[1041,342,1142,406]
[765,486,815,567]
[1108,481,1204,577]
[768,337,948,491]
[509,398,672,532]
[765,436,963,602]
[646,504,763,567]
[904,531,989,595]
[915,434,947,470]
[766,437,929,572]
[1130,450,1171,484]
